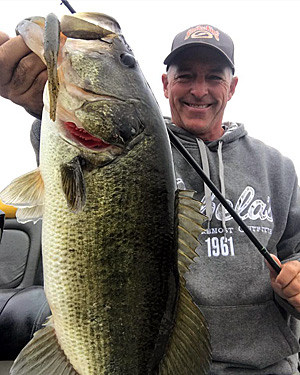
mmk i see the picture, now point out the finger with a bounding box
[276,260,300,288]
[274,261,300,302]
[0,31,10,45]
[282,280,300,298]
[9,52,47,96]
[0,35,31,87]
[12,69,47,118]
[266,254,281,280]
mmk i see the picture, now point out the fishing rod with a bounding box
[167,128,281,275]
[58,0,281,275]
[61,0,76,13]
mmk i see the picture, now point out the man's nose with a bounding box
[190,77,208,98]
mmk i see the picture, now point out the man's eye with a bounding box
[177,74,192,80]
[209,75,223,80]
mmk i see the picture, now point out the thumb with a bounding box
[0,31,10,46]
[266,254,281,280]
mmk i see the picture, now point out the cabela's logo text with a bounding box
[184,25,220,41]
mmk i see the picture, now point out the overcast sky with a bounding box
[0,0,299,191]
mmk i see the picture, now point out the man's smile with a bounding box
[183,102,212,110]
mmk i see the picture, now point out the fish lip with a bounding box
[59,120,124,153]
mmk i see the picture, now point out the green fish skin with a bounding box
[1,12,211,375]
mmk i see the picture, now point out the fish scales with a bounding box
[41,114,177,374]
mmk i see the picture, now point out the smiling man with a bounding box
[161,24,300,375]
[162,47,237,141]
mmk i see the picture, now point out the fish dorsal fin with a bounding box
[61,13,118,40]
[60,156,86,212]
[158,190,211,375]
[72,12,121,34]
[0,168,44,223]
[10,317,79,375]
[158,277,211,375]
[177,190,207,275]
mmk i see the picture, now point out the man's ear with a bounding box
[228,76,238,101]
[162,73,169,99]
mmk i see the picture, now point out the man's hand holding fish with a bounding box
[0,31,46,118]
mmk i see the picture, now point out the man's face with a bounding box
[162,47,238,141]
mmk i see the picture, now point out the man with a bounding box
[161,24,300,375]
[0,24,300,374]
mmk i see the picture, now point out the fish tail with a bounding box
[10,317,79,375]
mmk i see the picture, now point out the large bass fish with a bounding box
[1,12,211,375]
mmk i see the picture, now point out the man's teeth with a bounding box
[188,103,210,108]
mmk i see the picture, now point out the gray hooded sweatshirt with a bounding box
[167,119,300,375]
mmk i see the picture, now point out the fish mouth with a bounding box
[63,121,112,151]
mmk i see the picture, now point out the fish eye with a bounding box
[120,53,136,68]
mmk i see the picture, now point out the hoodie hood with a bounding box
[165,117,247,151]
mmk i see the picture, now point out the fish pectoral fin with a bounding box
[177,190,207,275]
[60,156,86,212]
[15,205,44,224]
[158,277,211,375]
[10,317,79,375]
[0,168,44,223]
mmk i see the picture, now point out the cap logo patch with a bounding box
[184,25,220,42]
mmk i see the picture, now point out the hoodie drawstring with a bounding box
[197,139,213,225]
[217,141,227,234]
[197,138,227,234]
